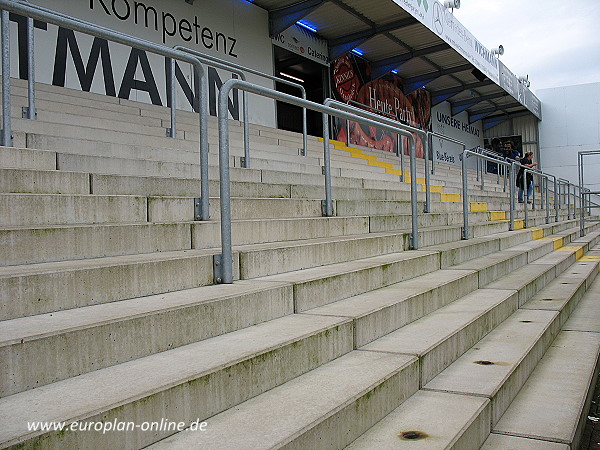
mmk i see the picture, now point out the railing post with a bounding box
[217,79,234,284]
[462,151,469,239]
[545,176,550,224]
[26,16,35,120]
[424,134,431,213]
[509,161,516,231]
[168,58,176,138]
[1,9,12,146]
[409,136,418,249]
[321,112,333,217]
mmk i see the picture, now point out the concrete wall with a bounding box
[537,83,600,192]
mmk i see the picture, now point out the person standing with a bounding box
[517,151,538,203]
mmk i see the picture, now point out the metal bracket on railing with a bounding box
[213,254,223,284]
[194,198,204,221]
[21,107,37,119]
[240,156,248,168]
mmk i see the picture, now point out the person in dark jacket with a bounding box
[517,151,538,203]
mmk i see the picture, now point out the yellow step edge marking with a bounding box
[579,255,600,270]
[489,211,507,221]
[529,228,544,240]
[514,219,524,230]
[441,193,461,202]
[540,236,564,250]
[318,137,345,145]
[385,168,403,175]
[368,161,394,169]
[470,202,488,212]
[421,184,444,193]
[556,245,585,260]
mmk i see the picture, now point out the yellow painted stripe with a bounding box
[348,153,376,161]
[385,168,403,175]
[558,246,585,260]
[470,202,488,212]
[318,137,345,146]
[489,211,506,221]
[368,161,393,169]
[530,228,544,240]
[514,219,524,230]
[579,255,600,270]
[441,193,461,202]
[426,185,444,193]
[541,236,564,250]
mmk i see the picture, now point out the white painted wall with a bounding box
[538,82,600,193]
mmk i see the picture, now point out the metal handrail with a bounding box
[461,151,512,239]
[461,150,561,239]
[578,150,600,236]
[174,45,309,165]
[323,98,431,211]
[0,0,212,220]
[216,79,418,283]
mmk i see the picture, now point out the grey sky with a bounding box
[453,0,600,93]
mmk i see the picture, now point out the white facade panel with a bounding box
[14,0,277,126]
[538,82,600,190]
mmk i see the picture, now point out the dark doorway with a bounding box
[273,46,328,138]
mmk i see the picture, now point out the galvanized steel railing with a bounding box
[461,150,560,239]
[578,150,600,236]
[215,79,419,283]
[174,45,308,165]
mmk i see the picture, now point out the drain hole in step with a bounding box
[474,360,494,365]
[520,320,533,323]
[399,431,428,440]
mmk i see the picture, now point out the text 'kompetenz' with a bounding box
[90,0,238,56]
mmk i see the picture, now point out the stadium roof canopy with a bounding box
[250,0,540,129]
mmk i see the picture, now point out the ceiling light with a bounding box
[296,21,317,33]
[279,72,305,83]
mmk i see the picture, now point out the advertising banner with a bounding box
[499,61,541,119]
[330,53,432,158]
[272,24,329,66]
[11,0,276,125]
[431,101,482,167]
[392,0,500,84]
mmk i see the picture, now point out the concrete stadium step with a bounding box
[0,248,229,320]
[481,434,569,449]
[0,279,296,397]
[0,146,57,171]
[0,314,355,450]
[345,390,490,450]
[423,308,561,427]
[0,193,148,226]
[522,259,599,327]
[0,222,192,266]
[304,267,479,345]
[145,351,419,450]
[0,216,369,266]
[360,288,519,386]
[259,250,440,312]
[489,330,600,449]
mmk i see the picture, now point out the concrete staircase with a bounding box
[1,79,599,450]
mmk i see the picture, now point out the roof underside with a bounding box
[255,0,534,129]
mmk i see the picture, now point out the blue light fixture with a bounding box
[391,69,398,74]
[296,21,317,33]
[351,48,363,56]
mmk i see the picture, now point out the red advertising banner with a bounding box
[331,53,431,158]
